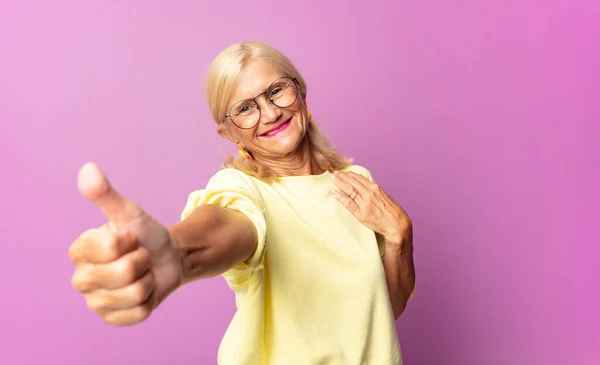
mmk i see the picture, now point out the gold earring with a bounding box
[238,146,254,160]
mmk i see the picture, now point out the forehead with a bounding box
[229,60,285,102]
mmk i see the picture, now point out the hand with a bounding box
[69,163,182,326]
[331,171,412,245]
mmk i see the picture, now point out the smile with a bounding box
[259,118,292,138]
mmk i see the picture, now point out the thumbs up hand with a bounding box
[69,163,182,326]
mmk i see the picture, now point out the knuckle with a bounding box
[71,265,93,292]
[116,259,137,283]
[137,248,152,268]
[67,243,78,262]
[103,235,121,259]
[68,228,95,262]
[104,305,152,327]
[130,281,151,304]
[71,273,88,292]
[86,296,108,313]
[104,313,124,327]
[136,304,153,322]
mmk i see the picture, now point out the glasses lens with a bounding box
[227,78,298,129]
[230,99,259,129]
[268,78,298,108]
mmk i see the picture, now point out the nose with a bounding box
[257,97,281,125]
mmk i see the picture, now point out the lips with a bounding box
[259,118,292,138]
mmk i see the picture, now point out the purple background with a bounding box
[1,1,598,364]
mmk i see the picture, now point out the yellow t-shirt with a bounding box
[180,165,403,365]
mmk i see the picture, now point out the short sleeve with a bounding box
[180,168,267,271]
[344,164,375,183]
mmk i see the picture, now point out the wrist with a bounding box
[155,231,184,306]
[384,242,403,260]
[167,230,185,286]
[383,232,403,247]
[383,224,412,250]
[382,226,406,247]
[384,239,404,256]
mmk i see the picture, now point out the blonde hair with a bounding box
[206,41,351,182]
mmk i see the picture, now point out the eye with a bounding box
[269,87,283,98]
[232,101,257,116]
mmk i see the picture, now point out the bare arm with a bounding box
[69,163,260,326]
[168,204,258,286]
[381,230,416,319]
[330,170,416,319]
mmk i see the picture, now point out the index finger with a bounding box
[69,227,138,264]
[345,171,376,188]
[334,171,369,194]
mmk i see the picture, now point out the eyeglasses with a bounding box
[223,77,299,130]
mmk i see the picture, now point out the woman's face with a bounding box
[217,60,308,158]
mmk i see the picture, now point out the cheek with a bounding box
[279,122,305,146]
[238,129,257,144]
[293,109,308,130]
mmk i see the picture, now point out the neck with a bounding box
[259,138,323,177]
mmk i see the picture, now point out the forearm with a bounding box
[168,204,257,285]
[382,231,415,319]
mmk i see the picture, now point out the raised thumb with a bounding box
[77,162,141,225]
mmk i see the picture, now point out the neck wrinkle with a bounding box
[257,138,324,177]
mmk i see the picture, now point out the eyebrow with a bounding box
[227,76,285,108]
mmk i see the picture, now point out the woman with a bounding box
[69,41,416,365]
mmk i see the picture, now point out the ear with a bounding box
[304,100,308,109]
[216,122,233,141]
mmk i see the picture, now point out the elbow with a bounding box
[393,300,408,320]
[393,284,416,320]
[170,205,229,283]
[172,204,257,284]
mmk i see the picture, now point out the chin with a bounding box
[266,131,305,156]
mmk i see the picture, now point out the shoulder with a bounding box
[206,168,263,190]
[341,164,375,182]
[181,168,266,221]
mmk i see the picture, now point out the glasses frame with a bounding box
[222,76,299,130]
